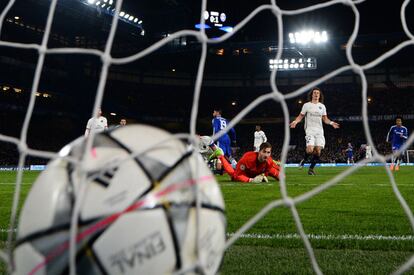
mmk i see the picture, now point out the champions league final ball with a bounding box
[13,124,226,275]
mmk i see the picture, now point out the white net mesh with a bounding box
[1,0,414,274]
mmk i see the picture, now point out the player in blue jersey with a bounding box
[345,143,354,164]
[386,117,408,171]
[212,109,237,159]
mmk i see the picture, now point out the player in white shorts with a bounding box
[290,88,340,175]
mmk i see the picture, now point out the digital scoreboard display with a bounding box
[204,11,226,27]
[195,10,233,33]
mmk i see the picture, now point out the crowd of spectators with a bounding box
[1,82,413,166]
[0,115,411,166]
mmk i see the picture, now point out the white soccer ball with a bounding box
[13,124,226,275]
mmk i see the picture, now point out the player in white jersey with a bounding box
[253,125,267,152]
[198,135,215,158]
[85,108,108,137]
[197,135,224,173]
[290,88,340,175]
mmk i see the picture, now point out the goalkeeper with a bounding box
[212,142,281,183]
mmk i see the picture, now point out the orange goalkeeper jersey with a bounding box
[232,151,280,183]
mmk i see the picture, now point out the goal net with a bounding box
[1,0,414,274]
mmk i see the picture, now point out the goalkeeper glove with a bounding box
[250,174,264,183]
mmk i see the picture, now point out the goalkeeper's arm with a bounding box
[266,159,281,181]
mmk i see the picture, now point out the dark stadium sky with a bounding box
[122,0,412,38]
[1,0,412,43]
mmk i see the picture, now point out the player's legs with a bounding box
[391,144,401,171]
[393,149,402,171]
[300,135,315,169]
[218,137,232,158]
[395,155,401,171]
[347,154,354,164]
[308,135,324,175]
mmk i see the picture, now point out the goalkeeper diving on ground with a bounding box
[211,142,281,183]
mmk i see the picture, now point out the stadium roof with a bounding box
[2,0,412,40]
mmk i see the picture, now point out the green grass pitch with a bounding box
[1,167,414,274]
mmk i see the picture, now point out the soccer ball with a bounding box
[13,125,226,275]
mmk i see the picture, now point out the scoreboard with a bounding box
[195,10,233,33]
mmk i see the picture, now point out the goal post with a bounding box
[406,150,414,164]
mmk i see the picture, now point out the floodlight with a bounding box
[134,18,138,23]
[289,32,295,43]
[138,20,143,24]
[290,29,328,44]
[124,14,129,18]
[314,31,321,43]
[268,56,316,71]
[87,0,95,4]
[321,31,328,42]
[119,11,125,17]
[128,15,134,21]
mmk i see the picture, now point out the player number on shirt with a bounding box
[220,119,227,130]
